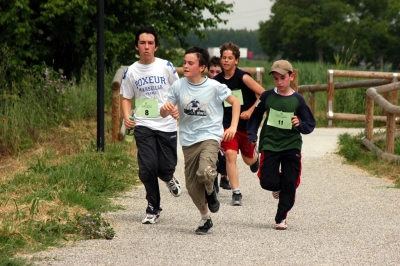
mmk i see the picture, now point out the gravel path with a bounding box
[30,128,400,266]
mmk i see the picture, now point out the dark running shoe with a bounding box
[250,154,259,173]
[195,218,213,235]
[214,175,219,194]
[206,187,220,213]
[219,176,231,190]
[231,192,242,206]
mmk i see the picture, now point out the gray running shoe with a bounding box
[231,192,242,206]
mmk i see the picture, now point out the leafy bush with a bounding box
[76,213,115,240]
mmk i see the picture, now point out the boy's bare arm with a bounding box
[160,102,178,119]
[243,74,265,96]
[223,94,240,141]
[122,98,136,128]
[240,98,259,120]
[240,75,265,119]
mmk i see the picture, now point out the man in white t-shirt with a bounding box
[120,26,181,225]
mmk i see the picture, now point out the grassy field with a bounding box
[1,57,399,265]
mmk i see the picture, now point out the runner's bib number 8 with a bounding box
[267,108,294,130]
[135,98,158,118]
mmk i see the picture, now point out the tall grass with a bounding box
[0,50,114,156]
[0,47,137,264]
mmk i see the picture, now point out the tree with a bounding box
[259,0,354,63]
[385,0,400,70]
[258,0,400,70]
[347,0,400,70]
[0,0,233,78]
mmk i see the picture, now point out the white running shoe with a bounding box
[166,176,182,197]
[142,213,160,224]
[276,219,287,230]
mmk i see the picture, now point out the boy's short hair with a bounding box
[135,26,158,47]
[269,60,293,75]
[208,56,222,70]
[185,46,210,67]
[219,42,240,59]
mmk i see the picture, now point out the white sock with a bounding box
[233,188,241,194]
[201,211,211,220]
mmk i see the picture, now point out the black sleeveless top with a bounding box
[214,68,256,131]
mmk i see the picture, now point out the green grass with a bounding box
[1,46,140,263]
[337,132,400,187]
[0,129,139,264]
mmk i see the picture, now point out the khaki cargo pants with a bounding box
[182,139,219,212]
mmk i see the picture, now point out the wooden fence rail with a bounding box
[298,79,393,115]
[363,81,400,163]
[326,70,399,126]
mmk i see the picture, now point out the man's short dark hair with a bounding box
[135,26,158,47]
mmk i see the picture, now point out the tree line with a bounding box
[0,0,233,79]
[1,0,399,86]
[259,0,400,70]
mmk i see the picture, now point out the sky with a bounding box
[204,0,273,30]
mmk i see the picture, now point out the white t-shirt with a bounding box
[121,58,179,132]
[167,77,231,146]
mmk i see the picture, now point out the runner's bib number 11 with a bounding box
[267,108,294,130]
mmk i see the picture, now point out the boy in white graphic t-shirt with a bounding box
[120,26,181,225]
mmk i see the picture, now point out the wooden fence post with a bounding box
[309,91,315,114]
[291,69,298,92]
[111,66,126,141]
[392,73,399,106]
[365,95,374,141]
[386,112,395,154]
[255,67,262,85]
[327,70,334,127]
